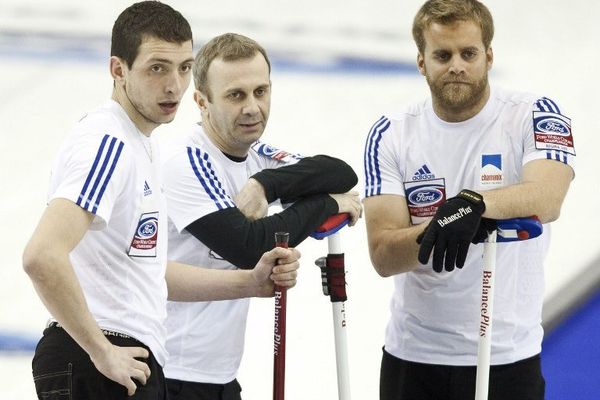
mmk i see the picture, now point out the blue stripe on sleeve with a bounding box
[371,120,391,195]
[542,97,561,114]
[187,147,222,209]
[535,100,547,112]
[187,147,234,210]
[535,97,561,115]
[92,140,124,214]
[83,137,117,211]
[363,116,386,197]
[77,134,109,207]
[363,116,391,197]
[198,152,235,208]
[77,135,124,214]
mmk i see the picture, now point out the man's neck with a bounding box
[201,122,250,159]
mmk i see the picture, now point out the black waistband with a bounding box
[47,321,135,341]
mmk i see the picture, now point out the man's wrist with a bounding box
[84,330,114,360]
[248,178,267,198]
[456,189,486,213]
[249,173,276,202]
[243,269,270,297]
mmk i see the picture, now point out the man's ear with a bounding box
[110,56,127,85]
[194,89,209,111]
[417,53,426,76]
[486,46,494,71]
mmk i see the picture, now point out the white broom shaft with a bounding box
[328,232,342,253]
[475,230,497,400]
[328,232,351,400]
[332,303,350,400]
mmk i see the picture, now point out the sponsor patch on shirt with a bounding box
[252,142,302,163]
[403,178,446,224]
[533,111,575,155]
[128,211,159,257]
[480,154,503,187]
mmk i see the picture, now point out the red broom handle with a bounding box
[273,232,289,400]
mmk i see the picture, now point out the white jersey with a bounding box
[48,100,169,365]
[161,123,300,383]
[363,86,575,366]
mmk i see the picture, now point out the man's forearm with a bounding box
[24,251,111,359]
[251,155,358,203]
[482,178,571,223]
[479,159,573,223]
[368,224,425,277]
[186,194,338,268]
[166,261,266,301]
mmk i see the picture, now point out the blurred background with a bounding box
[1,0,598,398]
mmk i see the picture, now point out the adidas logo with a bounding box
[143,180,152,196]
[412,164,435,181]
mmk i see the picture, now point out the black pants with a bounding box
[32,325,167,400]
[167,378,242,400]
[380,348,545,400]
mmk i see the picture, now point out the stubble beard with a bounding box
[125,84,172,127]
[232,125,264,150]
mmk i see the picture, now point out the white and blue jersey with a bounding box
[160,123,300,383]
[363,87,575,365]
[47,99,169,365]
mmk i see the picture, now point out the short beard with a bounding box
[428,72,488,113]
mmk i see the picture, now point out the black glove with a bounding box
[417,189,486,272]
[471,218,497,244]
[418,217,496,246]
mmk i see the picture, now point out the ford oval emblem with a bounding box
[535,117,570,136]
[137,218,158,238]
[408,188,443,206]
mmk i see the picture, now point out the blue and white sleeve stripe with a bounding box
[535,97,561,114]
[363,116,391,197]
[76,134,124,214]
[546,149,569,164]
[187,147,235,210]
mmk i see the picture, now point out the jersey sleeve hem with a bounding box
[46,195,108,230]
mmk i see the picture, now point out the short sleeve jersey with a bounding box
[160,123,301,383]
[363,87,575,365]
[48,100,169,365]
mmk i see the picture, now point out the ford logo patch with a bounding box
[137,218,158,238]
[408,188,443,206]
[535,117,570,136]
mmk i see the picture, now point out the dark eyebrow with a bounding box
[226,83,270,94]
[148,57,195,65]
[225,87,244,95]
[148,58,174,64]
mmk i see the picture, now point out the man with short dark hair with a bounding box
[23,4,299,400]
